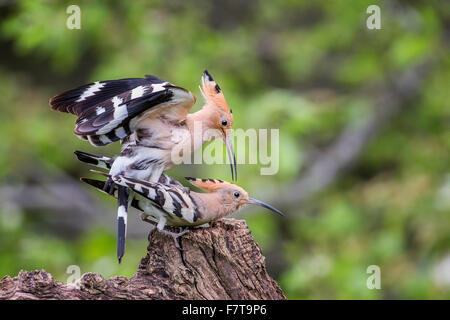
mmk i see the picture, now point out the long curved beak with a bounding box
[223,131,237,181]
[247,198,284,216]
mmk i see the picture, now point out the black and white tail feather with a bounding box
[74,150,114,169]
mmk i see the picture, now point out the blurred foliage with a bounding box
[0,0,449,299]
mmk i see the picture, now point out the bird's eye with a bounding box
[221,120,228,126]
[233,191,240,198]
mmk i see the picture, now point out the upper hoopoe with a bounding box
[81,174,283,248]
[50,70,236,262]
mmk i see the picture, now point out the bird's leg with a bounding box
[156,217,189,249]
[158,228,190,249]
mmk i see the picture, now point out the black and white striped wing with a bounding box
[80,173,185,212]
[112,175,200,224]
[50,75,195,146]
[80,177,147,212]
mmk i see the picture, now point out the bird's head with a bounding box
[185,177,284,217]
[200,70,236,180]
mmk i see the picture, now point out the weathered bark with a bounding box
[0,218,285,300]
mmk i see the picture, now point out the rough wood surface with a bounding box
[0,218,285,300]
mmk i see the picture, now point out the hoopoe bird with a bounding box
[81,173,283,248]
[50,70,236,262]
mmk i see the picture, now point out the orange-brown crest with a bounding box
[185,177,233,193]
[200,70,233,129]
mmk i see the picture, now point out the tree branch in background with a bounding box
[0,164,109,234]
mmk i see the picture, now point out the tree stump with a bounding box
[0,218,285,300]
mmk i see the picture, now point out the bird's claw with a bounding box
[159,228,190,250]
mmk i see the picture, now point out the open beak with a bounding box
[223,131,237,181]
[247,198,284,216]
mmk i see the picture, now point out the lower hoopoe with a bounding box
[82,173,283,248]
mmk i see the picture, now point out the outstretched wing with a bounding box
[111,175,200,224]
[50,75,196,146]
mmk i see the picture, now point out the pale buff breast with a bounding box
[136,116,193,170]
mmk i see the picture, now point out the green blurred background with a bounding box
[0,0,449,299]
